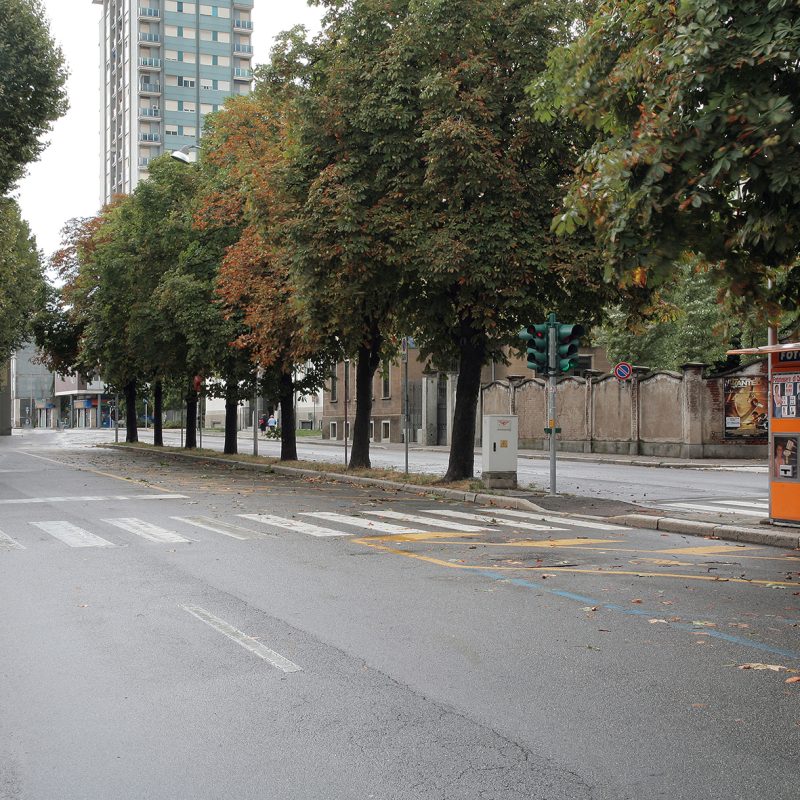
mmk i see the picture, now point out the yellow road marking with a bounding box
[352,538,797,587]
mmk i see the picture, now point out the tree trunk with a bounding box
[124,380,138,443]
[442,335,486,482]
[349,334,382,469]
[279,370,297,461]
[153,380,163,447]
[224,378,239,455]
[185,381,198,449]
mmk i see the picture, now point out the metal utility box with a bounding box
[482,415,518,489]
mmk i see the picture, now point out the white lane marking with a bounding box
[102,518,191,543]
[709,499,769,509]
[0,494,188,505]
[362,510,497,532]
[182,605,301,673]
[484,509,628,531]
[170,516,263,540]
[662,502,765,517]
[420,509,567,532]
[0,529,24,550]
[239,513,352,538]
[30,521,115,548]
[300,512,421,535]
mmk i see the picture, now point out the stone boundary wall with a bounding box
[479,360,767,459]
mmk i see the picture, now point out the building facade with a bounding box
[93,0,254,203]
[321,345,611,447]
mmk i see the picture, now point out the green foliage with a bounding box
[0,0,68,193]
[0,199,44,361]
[535,0,800,316]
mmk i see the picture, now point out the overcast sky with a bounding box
[15,0,325,261]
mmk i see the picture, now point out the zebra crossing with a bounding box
[0,506,594,552]
[657,497,769,518]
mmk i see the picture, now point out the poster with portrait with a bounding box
[724,376,769,438]
[773,436,798,480]
[771,373,800,419]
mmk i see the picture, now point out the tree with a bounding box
[0,0,68,193]
[287,7,414,469]
[378,0,618,480]
[535,0,800,316]
[595,259,772,371]
[0,199,45,363]
[202,52,333,463]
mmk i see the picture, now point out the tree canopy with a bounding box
[0,0,68,194]
[535,0,800,316]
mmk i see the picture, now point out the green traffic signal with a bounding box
[556,323,585,373]
[520,324,549,374]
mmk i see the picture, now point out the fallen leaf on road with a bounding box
[582,606,599,612]
[691,703,707,708]
[648,619,669,624]
[692,621,716,627]
[738,663,790,672]
[729,623,750,629]
[631,599,643,604]
[785,677,800,684]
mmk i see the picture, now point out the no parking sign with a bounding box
[614,362,633,381]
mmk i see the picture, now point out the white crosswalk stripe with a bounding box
[0,493,187,505]
[484,508,628,531]
[239,513,352,537]
[0,528,24,550]
[103,518,191,543]
[30,520,115,548]
[661,501,765,517]
[171,516,264,540]
[420,509,567,532]
[362,509,497,532]
[300,512,422,535]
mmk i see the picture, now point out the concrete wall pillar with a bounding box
[420,374,438,445]
[681,362,706,458]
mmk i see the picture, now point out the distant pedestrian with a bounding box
[258,415,267,434]
[267,414,277,434]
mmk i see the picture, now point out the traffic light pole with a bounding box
[547,313,558,496]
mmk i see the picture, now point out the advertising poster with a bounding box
[773,436,798,480]
[771,373,800,419]
[724,376,768,438]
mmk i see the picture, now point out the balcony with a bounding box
[139,82,161,95]
[233,68,252,81]
[138,57,161,70]
[139,107,161,119]
[233,19,253,31]
[234,44,254,56]
[138,7,160,18]
[139,33,161,44]
[139,132,160,144]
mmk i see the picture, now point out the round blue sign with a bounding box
[614,362,633,381]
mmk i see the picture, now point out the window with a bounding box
[165,124,178,136]
[381,365,391,399]
[178,76,195,88]
[329,374,337,403]
[178,100,196,113]
[329,421,337,440]
[381,421,390,441]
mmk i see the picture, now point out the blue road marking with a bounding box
[478,571,800,663]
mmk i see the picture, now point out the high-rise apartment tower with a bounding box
[93,0,254,203]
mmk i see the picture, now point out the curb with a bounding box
[105,444,797,551]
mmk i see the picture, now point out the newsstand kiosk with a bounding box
[729,342,800,525]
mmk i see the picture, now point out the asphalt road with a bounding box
[1,431,798,799]
[136,426,770,506]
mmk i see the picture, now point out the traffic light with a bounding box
[556,323,585,373]
[520,324,549,374]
